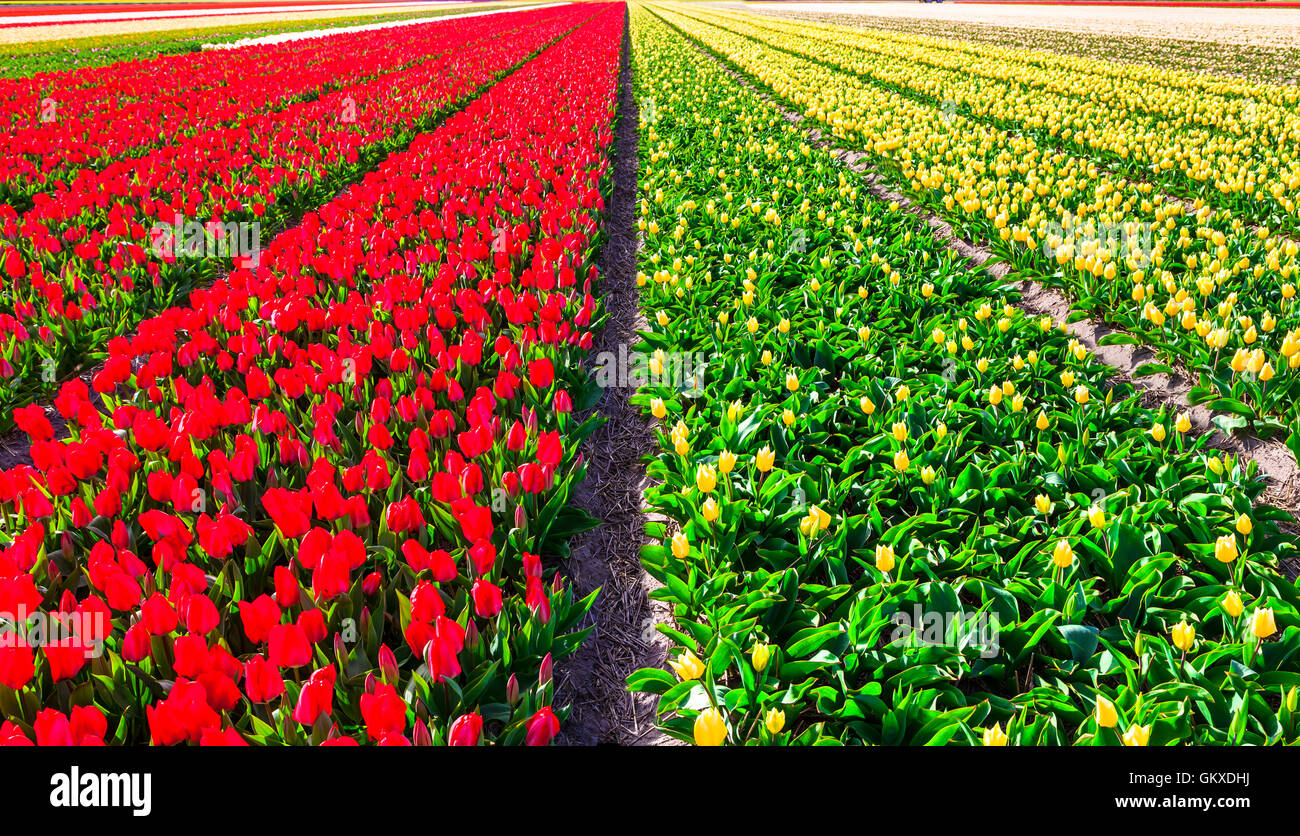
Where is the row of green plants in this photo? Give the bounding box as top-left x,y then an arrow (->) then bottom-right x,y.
625,6 -> 1300,746
650,4 -> 1300,450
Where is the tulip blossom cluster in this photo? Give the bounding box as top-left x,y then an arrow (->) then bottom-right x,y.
0,2 -> 621,746
0,14 -> 516,202
660,5 -> 1300,427
0,3 -> 586,419
626,7 -> 1300,747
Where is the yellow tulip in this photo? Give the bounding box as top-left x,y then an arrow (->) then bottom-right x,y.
751,642 -> 771,672
875,544 -> 896,573
893,450 -> 910,471
1214,533 -> 1238,564
895,385 -> 911,401
719,450 -> 736,474
1088,506 -> 1106,529
764,707 -> 785,734
1222,590 -> 1244,619
1236,514 -> 1253,535
988,386 -> 1003,406
1035,494 -> 1051,515
859,395 -> 876,416
756,446 -> 775,473
935,422 -> 948,440
701,497 -> 720,522
1171,620 -> 1195,652
693,707 -> 727,746
669,649 -> 704,681
781,409 -> 796,427
785,372 -> 800,392
1122,724 -> 1151,747
651,398 -> 667,420
1052,540 -> 1075,568
695,464 -> 717,493
1096,696 -> 1118,729
1175,412 -> 1191,433
1251,607 -> 1277,639
1074,386 -> 1091,405
920,465 -> 936,485
1036,411 -> 1050,431
982,723 -> 1008,746
1150,423 -> 1166,443
671,532 -> 690,560
892,422 -> 908,442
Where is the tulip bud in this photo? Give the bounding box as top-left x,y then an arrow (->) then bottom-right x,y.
1096,696 -> 1118,729
751,642 -> 771,672
378,644 -> 399,685
764,707 -> 785,734
506,673 -> 520,706
693,707 -> 727,746
1051,540 -> 1075,568
539,652 -> 553,687
1251,607 -> 1277,639
1222,589 -> 1244,619
465,618 -> 480,650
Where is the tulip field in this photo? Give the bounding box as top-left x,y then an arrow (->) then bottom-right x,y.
3,0 -> 1300,752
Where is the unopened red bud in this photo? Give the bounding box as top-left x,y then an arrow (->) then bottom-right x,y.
539,652 -> 553,687
378,644 -> 398,684
506,673 -> 520,706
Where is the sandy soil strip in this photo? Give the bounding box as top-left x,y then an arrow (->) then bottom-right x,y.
554,12 -> 679,747
203,2 -> 562,48
724,2 -> 1300,48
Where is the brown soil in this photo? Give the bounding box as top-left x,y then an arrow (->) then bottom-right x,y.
553,7 -> 678,747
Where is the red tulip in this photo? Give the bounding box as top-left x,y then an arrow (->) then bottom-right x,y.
525,706 -> 560,746
243,655 -> 285,703
0,644 -> 35,691
359,683 -> 407,740
448,712 -> 483,746
268,623 -> 312,668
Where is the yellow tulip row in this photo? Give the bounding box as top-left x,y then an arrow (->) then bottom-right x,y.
681,6 -> 1300,230
647,4 -> 1300,416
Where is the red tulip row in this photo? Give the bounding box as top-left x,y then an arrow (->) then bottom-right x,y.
0,11 -> 543,203
0,0 -> 622,746
0,3 -> 588,422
